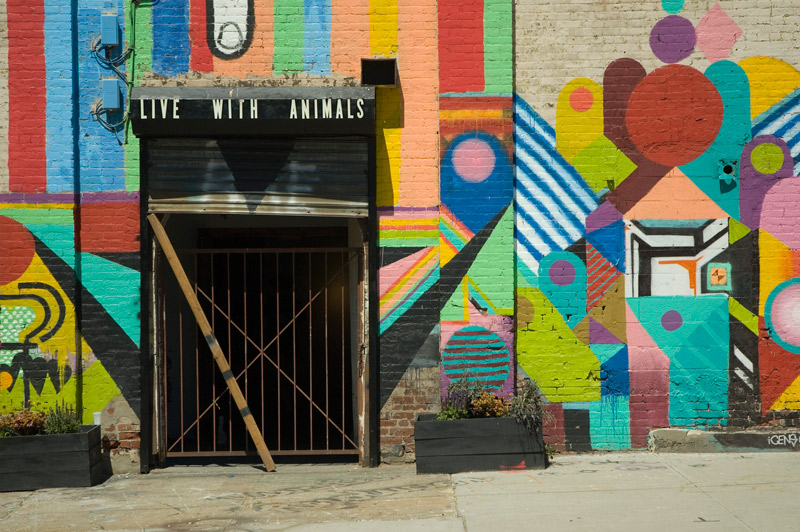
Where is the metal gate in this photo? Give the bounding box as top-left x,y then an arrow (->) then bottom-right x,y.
159,247 -> 361,456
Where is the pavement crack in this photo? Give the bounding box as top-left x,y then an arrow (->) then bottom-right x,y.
450,474 -> 469,532
656,454 -> 757,531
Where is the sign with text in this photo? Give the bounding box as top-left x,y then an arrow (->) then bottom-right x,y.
130,86 -> 376,137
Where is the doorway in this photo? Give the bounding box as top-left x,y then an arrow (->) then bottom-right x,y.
153,215 -> 366,459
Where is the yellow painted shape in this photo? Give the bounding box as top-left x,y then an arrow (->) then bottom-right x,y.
461,279 -> 470,321
379,218 -> 437,228
1,255 -> 91,369
516,287 -> 601,402
556,78 -> 603,162
759,229 -> 793,315
728,298 -> 758,336
439,109 -> 506,120
739,57 -> 800,119
439,234 -> 458,267
465,275 -> 498,314
379,247 -> 437,307
80,360 -> 124,424
769,375 -> 800,411
375,86 -> 402,206
369,0 -> 398,57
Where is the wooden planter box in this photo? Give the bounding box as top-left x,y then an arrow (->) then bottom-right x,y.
415,414 -> 547,474
0,425 -> 104,492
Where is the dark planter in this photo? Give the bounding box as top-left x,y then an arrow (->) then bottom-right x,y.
0,425 -> 104,492
415,414 -> 548,474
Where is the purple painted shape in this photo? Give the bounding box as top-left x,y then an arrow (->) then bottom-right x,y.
549,260 -> 576,286
589,318 -> 623,344
661,310 -> 683,331
586,201 -> 622,232
739,135 -> 794,230
650,15 -> 696,64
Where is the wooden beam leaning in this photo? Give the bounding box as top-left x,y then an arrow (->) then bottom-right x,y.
147,213 -> 276,472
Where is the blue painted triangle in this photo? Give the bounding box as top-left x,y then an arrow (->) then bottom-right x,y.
586,220 -> 625,271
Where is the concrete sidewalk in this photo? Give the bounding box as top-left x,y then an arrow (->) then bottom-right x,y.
1,452 -> 798,531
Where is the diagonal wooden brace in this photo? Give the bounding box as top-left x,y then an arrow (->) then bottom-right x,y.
148,213 -> 276,472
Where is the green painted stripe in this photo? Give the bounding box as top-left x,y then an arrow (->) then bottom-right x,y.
0,209 -> 73,225
274,0 -> 305,72
378,238 -> 439,248
125,1 -> 152,192
729,298 -> 759,336
483,0 -> 512,95
379,230 -> 438,239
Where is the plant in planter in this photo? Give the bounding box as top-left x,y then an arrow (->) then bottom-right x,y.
0,402 -> 104,492
415,378 -> 550,474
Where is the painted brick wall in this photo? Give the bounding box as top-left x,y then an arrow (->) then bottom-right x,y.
515,0 -> 800,450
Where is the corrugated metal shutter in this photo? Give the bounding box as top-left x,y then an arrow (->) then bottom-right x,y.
145,137 -> 369,216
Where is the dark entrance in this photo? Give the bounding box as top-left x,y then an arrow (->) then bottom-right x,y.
157,223 -> 362,457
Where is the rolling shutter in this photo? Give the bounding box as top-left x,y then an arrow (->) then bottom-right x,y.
145,136 -> 369,216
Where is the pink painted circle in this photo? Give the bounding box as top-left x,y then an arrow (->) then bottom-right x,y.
570,88 -> 594,112
451,138 -> 497,183
767,282 -> 800,349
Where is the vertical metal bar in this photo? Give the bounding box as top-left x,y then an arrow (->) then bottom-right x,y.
260,253 -> 265,442
194,256 -> 202,453
324,253 -> 329,450
227,252 -> 232,452
292,252 -> 297,451
161,287 -> 169,453
308,252 -> 313,450
243,252 -> 249,452
179,308 -> 184,453
276,253 -> 281,450
210,253 -> 216,450
341,251 -> 346,449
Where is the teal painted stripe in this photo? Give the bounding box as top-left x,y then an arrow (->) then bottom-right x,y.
80,253 -> 141,348
379,267 -> 439,334
442,357 -> 508,366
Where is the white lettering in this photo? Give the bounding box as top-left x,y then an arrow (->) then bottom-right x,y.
139,99 -> 147,119
290,99 -> 298,119
301,99 -> 310,119
347,99 -> 353,119
250,99 -> 258,119
356,98 -> 364,118
238,99 -> 244,119
227,99 -> 232,119
151,98 -> 156,119
172,98 -> 180,119
159,98 -> 169,119
767,433 -> 800,447
314,99 -> 318,119
335,99 -> 343,119
322,99 -> 332,119
213,99 -> 224,119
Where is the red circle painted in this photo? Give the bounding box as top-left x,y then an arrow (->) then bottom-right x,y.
625,65 -> 723,167
569,87 -> 594,112
0,216 -> 36,286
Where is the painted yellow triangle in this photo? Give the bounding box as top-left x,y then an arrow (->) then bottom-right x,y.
623,168 -> 729,220
728,218 -> 751,244
769,375 -> 800,411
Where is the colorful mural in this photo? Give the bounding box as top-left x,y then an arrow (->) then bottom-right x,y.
3,0 -> 800,460
516,1 -> 800,450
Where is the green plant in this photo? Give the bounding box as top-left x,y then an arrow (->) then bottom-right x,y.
509,379 -> 549,431
436,377 -> 476,420
0,408 -> 48,437
44,402 -> 82,435
470,391 -> 509,418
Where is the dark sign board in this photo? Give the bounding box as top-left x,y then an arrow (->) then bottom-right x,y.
130,86 -> 376,137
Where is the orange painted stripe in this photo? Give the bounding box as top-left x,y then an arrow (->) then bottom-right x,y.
397,0 -> 438,207
213,0 -> 274,77
331,0 -> 369,77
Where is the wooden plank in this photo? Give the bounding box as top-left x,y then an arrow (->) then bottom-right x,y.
147,213 -> 276,472
414,432 -> 544,457
416,452 -> 547,474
